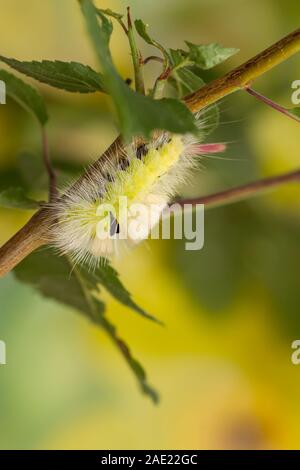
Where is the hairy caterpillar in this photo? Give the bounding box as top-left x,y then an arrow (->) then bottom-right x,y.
49,110 -> 225,267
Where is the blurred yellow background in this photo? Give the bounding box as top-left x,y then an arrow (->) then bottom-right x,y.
0,0 -> 300,450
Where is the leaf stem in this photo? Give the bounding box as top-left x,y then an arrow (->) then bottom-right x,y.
41,128 -> 57,201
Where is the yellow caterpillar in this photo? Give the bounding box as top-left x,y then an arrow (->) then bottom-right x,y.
49,113 -> 225,267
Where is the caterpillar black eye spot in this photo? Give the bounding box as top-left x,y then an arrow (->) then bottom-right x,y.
136,144 -> 148,159
110,214 -> 120,236
103,172 -> 113,182
118,157 -> 130,171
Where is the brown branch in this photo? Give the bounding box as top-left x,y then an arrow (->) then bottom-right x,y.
184,28 -> 300,112
0,209 -> 50,277
1,29 -> 300,277
176,169 -> 300,209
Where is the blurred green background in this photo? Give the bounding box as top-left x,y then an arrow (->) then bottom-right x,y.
0,0 -> 300,450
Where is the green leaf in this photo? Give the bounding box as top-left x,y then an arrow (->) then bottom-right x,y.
168,48 -> 192,69
185,42 -> 239,70
14,249 -> 105,315
169,67 -> 205,98
167,50 -> 219,130
134,19 -> 158,48
119,92 -> 197,140
0,187 -> 40,210
167,43 -> 237,98
174,68 -> 205,94
0,69 -> 48,125
134,19 -> 169,64
95,9 -> 113,44
0,56 -> 106,94
80,0 -> 196,140
81,263 -> 163,325
14,248 -> 159,403
134,19 -> 154,45
97,315 -> 159,403
167,49 -> 204,98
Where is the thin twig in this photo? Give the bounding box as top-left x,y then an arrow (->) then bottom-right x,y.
42,128 -> 57,201
176,169 -> 300,209
96,7 -> 144,93
245,86 -> 300,123
143,55 -> 164,65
